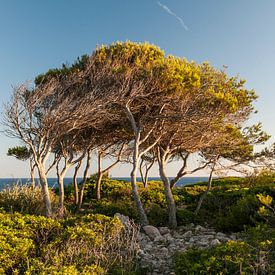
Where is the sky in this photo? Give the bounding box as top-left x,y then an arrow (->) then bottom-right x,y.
0,0 -> 275,178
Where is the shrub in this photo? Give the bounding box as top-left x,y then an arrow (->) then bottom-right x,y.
0,211 -> 139,274
147,204 -> 168,226
175,238 -> 274,274
215,195 -> 261,232
0,184 -> 58,215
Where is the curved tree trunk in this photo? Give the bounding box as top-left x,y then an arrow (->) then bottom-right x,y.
37,165 -> 52,217
96,152 -> 103,200
158,158 -> 177,228
195,163 -> 215,215
78,150 -> 91,210
96,172 -> 103,200
73,161 -> 82,206
131,162 -> 148,226
30,159 -> 36,188
131,141 -> 148,226
57,174 -> 65,217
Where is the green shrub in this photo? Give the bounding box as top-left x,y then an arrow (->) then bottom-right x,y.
0,184 -> 58,215
91,198 -> 139,220
215,195 -> 261,232
0,211 -> 139,274
176,209 -> 200,226
175,238 -> 274,274
147,204 -> 168,226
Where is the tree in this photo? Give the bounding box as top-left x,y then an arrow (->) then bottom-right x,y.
76,42 -> 257,228
95,143 -> 125,200
195,123 -> 270,214
7,146 -> 36,188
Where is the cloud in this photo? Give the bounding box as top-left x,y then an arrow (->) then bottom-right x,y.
157,1 -> 188,31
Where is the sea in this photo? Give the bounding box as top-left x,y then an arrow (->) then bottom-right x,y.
0,177 -> 208,191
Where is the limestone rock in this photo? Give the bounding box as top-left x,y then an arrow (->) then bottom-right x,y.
143,225 -> 161,241
211,239 -> 221,246
182,230 -> 193,238
159,226 -> 170,235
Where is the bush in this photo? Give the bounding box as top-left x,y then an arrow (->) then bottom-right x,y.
175,237 -> 274,274
0,184 -> 58,215
215,195 -> 261,232
0,211 -> 139,274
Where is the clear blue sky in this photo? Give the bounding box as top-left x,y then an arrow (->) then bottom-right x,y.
0,0 -> 275,178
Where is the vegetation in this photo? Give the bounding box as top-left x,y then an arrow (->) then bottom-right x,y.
2,41 -> 275,273
0,210 -> 139,274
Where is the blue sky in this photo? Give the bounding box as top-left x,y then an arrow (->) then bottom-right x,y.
0,0 -> 275,178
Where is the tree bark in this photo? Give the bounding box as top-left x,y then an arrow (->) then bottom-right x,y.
158,157 -> 177,228
96,152 -> 103,200
73,160 -> 82,206
78,150 -> 91,210
57,174 -> 65,217
96,172 -> 103,200
195,162 -> 215,215
37,165 -> 52,217
131,140 -> 148,226
30,159 -> 35,188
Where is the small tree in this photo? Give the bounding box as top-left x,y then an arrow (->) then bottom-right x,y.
7,146 -> 36,188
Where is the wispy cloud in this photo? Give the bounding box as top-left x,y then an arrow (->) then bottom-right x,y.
157,1 -> 188,31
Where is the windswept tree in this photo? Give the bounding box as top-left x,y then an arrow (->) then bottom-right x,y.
77,42 -> 258,227
95,142 -> 126,200
7,146 -> 36,188
3,66 -> 104,216
53,130 -> 92,217
150,62 -> 258,228
195,123 -> 270,215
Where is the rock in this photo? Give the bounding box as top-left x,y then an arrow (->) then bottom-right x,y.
114,213 -> 130,226
182,230 -> 193,238
172,231 -> 182,239
159,227 -> 170,235
154,235 -> 165,243
216,232 -> 226,238
160,247 -> 168,254
143,225 -> 162,241
195,225 -> 204,231
230,234 -> 236,240
211,239 -> 221,246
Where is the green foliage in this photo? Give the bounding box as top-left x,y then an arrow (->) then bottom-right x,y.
35,55 -> 89,85
146,204 -> 168,227
7,146 -> 32,161
0,184 -> 58,215
0,211 -> 138,274
175,233 -> 274,274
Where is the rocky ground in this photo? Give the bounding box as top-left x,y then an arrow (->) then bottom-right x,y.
138,224 -> 237,275
115,214 -> 237,275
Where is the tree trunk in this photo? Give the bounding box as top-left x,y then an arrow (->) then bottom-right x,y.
37,165 -> 52,217
78,150 -> 91,210
131,140 -> 148,226
30,160 -> 35,188
96,152 -> 103,200
195,164 -> 215,215
57,174 -> 65,218
131,163 -> 148,226
73,161 -> 82,206
96,172 -> 103,200
159,159 -> 177,228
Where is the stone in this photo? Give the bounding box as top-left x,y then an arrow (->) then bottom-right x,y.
114,213 -> 130,226
159,226 -> 170,235
211,239 -> 221,246
143,225 -> 162,241
160,247 -> 168,254
182,230 -> 193,238
195,225 -> 204,231
154,235 -> 165,243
